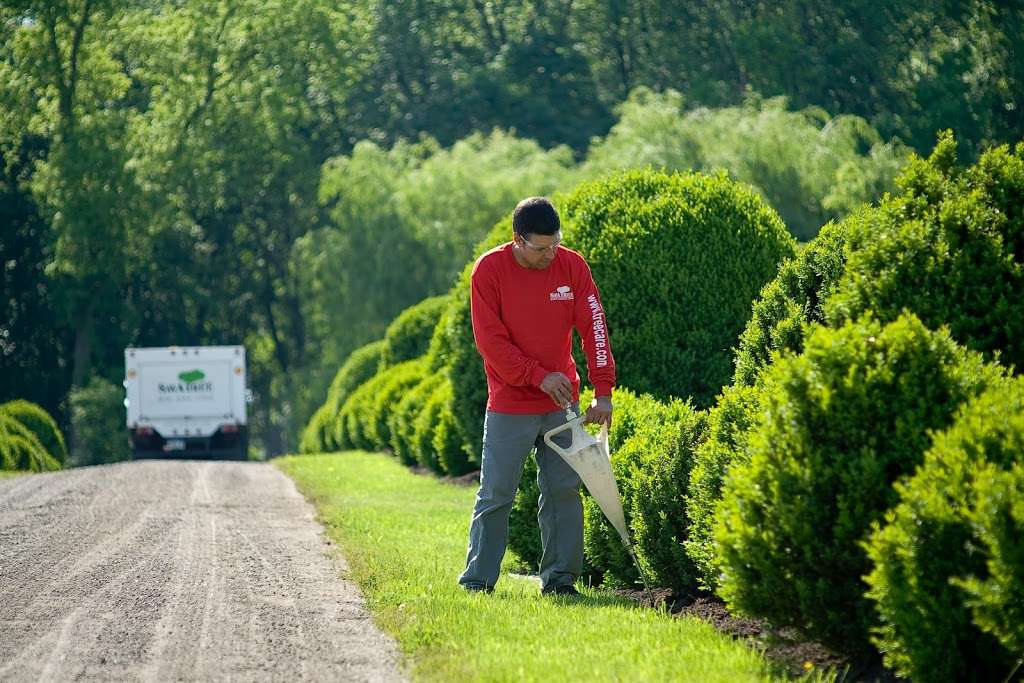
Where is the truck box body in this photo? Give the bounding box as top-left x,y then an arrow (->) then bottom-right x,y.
125,346 -> 248,459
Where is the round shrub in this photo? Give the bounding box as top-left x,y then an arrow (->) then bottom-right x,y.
379,295 -> 450,369
364,359 -> 427,452
864,376 -> 1024,681
714,313 -> 1005,653
298,404 -> 332,454
683,383 -> 765,591
389,373 -> 444,468
562,168 -> 796,406
410,377 -> 456,473
0,400 -> 67,466
585,396 -> 707,591
69,376 -> 129,466
826,133 -> 1024,372
423,302 -> 454,372
0,413 -> 60,472
325,339 -> 386,450
731,217 -> 851,387
338,369 -> 394,451
432,383 -> 473,475
958,465 -> 1024,661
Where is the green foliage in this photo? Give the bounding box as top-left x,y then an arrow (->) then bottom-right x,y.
958,466 -> 1024,661
409,379 -> 445,472
389,373 -> 443,468
864,377 -> 1024,680
338,371 -> 389,452
683,383 -> 765,591
715,314 -> 1004,652
364,359 -> 427,453
732,219 -> 852,387
298,404 -> 332,455
0,399 -> 67,466
508,451 -> 542,571
582,393 -> 707,591
564,168 -> 796,406
68,376 -> 129,466
380,295 -> 450,369
827,133 -> 1024,372
0,411 -> 60,472
325,340 -> 386,450
432,383 -> 473,476
582,90 -> 906,239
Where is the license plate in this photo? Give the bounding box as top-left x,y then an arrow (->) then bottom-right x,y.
164,439 -> 186,451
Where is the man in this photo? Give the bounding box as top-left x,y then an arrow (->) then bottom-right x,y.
458,196 -> 616,596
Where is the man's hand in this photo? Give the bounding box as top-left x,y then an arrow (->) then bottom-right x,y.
540,372 -> 573,408
584,396 -> 613,426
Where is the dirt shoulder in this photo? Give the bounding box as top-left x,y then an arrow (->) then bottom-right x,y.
0,460 -> 403,681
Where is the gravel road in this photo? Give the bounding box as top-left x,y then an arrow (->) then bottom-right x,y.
0,460 -> 403,682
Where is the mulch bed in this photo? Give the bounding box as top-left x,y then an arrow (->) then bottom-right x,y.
612,588 -> 899,681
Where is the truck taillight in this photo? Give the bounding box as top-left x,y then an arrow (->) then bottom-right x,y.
222,423 -> 239,433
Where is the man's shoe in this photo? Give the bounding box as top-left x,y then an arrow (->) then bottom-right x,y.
541,584 -> 580,597
463,583 -> 494,594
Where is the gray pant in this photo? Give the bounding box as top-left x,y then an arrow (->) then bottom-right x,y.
458,407 -> 582,591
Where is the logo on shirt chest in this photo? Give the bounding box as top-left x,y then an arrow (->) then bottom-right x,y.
549,285 -> 574,301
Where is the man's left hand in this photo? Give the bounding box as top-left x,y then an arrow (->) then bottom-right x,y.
584,396 -> 613,427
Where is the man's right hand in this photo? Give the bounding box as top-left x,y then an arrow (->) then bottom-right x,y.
539,372 -> 573,408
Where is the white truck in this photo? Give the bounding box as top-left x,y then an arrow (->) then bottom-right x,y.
124,346 -> 249,460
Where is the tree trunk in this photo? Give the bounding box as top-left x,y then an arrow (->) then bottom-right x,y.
70,297 -> 96,388
68,296 -> 96,463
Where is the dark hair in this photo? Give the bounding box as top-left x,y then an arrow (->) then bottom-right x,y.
513,197 -> 560,237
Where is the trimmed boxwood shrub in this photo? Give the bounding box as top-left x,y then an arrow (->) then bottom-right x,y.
826,133 -> 1024,371
409,377 -> 464,474
864,376 -> 1024,681
298,404 -> 332,454
0,400 -> 67,466
339,369 -> 394,451
379,295 -> 450,369
731,218 -> 851,387
364,359 -> 427,452
389,373 -> 444,468
322,339 -> 386,450
432,382 -> 473,475
562,168 -> 795,406
0,412 -> 60,472
683,383 -> 765,590
714,313 -> 1004,653
584,396 -> 707,591
409,380 -> 446,472
958,466 -> 1024,663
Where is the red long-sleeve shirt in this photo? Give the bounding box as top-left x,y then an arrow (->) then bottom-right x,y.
470,242 -> 616,413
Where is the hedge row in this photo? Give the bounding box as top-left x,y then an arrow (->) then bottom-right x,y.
302,139 -> 1024,671
864,375 -> 1024,681
0,400 -> 65,472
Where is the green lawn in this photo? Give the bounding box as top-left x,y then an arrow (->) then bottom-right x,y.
0,471 -> 28,479
277,451 -> 810,682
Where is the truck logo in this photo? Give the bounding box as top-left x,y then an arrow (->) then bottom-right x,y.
159,369 -> 213,394
179,369 -> 206,383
